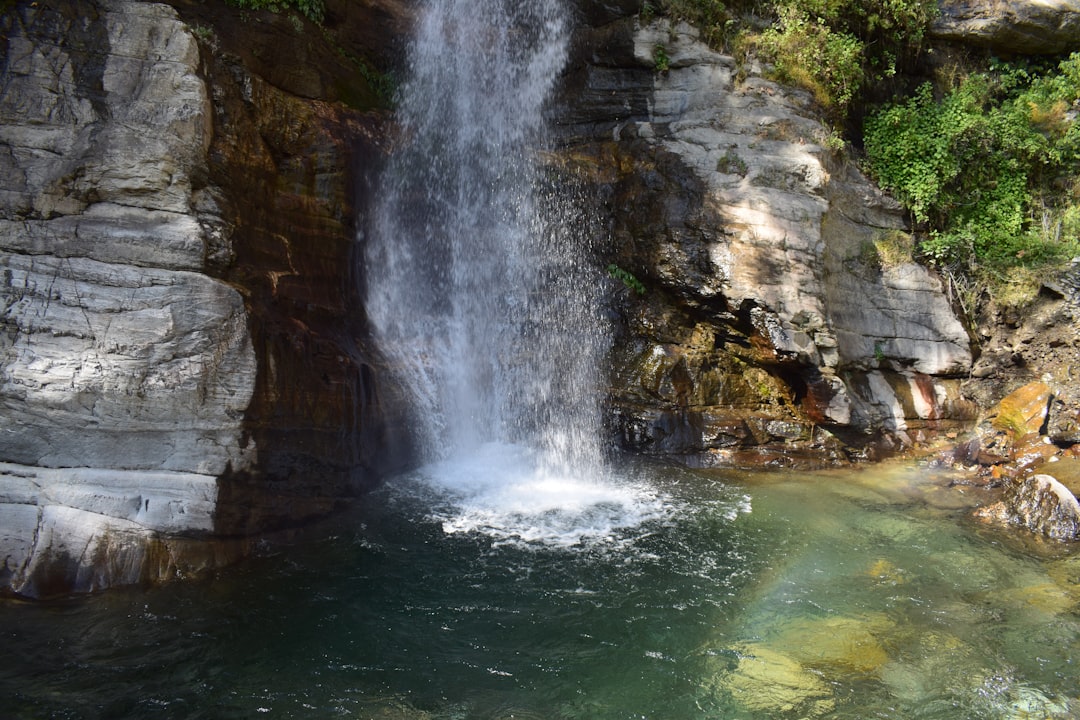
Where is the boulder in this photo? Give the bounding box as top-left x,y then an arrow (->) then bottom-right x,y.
975,473 -> 1080,541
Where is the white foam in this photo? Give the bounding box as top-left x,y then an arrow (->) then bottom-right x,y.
400,443 -> 671,548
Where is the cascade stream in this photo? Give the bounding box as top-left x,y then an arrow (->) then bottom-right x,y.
363,0 -> 656,547
366,0 -> 606,475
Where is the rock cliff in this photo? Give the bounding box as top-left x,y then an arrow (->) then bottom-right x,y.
0,0 -> 411,596
553,16 -> 976,467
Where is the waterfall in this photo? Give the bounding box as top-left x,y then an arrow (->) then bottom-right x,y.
366,0 -> 609,479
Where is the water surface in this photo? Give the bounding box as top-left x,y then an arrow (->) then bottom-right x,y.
3,458 -> 1077,719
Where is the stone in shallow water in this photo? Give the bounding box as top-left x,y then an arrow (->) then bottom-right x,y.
707,644 -> 835,717
1007,474 -> 1080,541
770,613 -> 893,675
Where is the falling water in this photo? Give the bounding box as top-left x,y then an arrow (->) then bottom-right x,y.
366,0 -> 609,480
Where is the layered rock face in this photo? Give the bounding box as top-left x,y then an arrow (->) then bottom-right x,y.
931,0 -> 1080,54
0,0 -> 257,595
555,17 -> 975,466
0,0 -> 410,596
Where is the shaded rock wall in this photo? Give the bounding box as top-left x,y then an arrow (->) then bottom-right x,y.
0,0 -> 411,596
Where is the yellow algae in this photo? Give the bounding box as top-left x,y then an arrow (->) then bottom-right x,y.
866,558 -> 907,585
770,614 -> 893,675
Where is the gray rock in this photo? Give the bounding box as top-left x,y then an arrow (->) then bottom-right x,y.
613,20 -> 972,436
931,0 -> 1080,55
0,0 -> 256,596
1002,473 -> 1080,541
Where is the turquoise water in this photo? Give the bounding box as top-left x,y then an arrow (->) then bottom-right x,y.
2,458 -> 1077,719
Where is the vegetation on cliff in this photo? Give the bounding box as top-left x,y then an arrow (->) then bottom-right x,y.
650,0 -> 1080,310
864,55 -> 1080,307
651,0 -> 936,116
225,0 -> 324,23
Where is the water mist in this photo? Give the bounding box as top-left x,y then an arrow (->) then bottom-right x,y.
367,0 -> 608,476
364,0 -> 664,546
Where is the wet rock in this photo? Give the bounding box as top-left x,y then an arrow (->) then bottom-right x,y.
1005,473 -> 1080,541
707,645 -> 836,717
976,474 -> 1080,542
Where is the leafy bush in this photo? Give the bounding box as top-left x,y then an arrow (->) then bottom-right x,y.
864,53 -> 1080,301
755,0 -> 936,116
757,5 -> 863,111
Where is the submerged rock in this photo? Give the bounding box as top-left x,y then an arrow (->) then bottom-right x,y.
707,645 -> 836,717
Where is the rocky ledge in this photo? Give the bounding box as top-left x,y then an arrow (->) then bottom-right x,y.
931,381 -> 1080,542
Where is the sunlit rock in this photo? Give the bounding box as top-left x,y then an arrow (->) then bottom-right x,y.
1005,474 -> 1080,541
556,16 -> 975,463
991,382 -> 1053,440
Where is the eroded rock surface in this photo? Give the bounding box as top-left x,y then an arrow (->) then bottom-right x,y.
554,18 -> 975,466
0,0 -> 411,596
931,0 -> 1080,54
0,0 -> 260,594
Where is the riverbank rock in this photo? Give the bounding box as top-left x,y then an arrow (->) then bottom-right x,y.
0,0 -> 412,596
553,16 -> 976,467
975,474 -> 1080,541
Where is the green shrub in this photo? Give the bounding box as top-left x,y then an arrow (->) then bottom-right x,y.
757,5 -> 863,111
753,0 -> 936,116
864,53 -> 1080,303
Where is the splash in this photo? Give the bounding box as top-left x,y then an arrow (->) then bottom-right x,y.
397,443 -> 671,549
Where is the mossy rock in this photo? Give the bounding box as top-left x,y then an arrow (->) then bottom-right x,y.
991,381 -> 1051,438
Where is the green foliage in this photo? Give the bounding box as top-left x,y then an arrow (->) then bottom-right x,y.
226,0 -> 324,24
607,264 -> 647,295
653,44 -> 671,73
757,5 -> 863,112
864,53 -> 1080,302
860,229 -> 914,269
716,149 -> 748,175
654,0 -> 936,117
754,0 -> 936,116
657,0 -> 732,47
